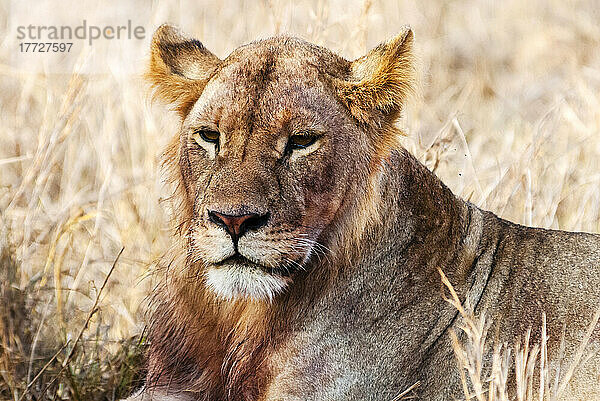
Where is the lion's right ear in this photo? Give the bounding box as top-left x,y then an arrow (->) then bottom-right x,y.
333,27 -> 416,124
146,24 -> 221,118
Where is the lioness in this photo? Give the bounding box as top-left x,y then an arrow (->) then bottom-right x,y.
130,24 -> 600,400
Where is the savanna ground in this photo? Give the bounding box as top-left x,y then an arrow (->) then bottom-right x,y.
1,0 -> 599,400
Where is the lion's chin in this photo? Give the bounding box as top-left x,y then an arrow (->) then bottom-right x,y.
204,262 -> 291,301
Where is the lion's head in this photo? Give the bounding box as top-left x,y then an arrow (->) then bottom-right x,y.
147,25 -> 415,301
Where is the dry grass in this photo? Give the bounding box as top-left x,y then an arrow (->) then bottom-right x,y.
440,268 -> 600,401
0,0 -> 599,399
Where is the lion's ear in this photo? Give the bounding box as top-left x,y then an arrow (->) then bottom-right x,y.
146,24 -> 221,118
335,27 -> 416,123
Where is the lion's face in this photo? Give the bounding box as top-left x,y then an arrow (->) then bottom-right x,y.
148,26 -> 414,300
183,48 -> 366,299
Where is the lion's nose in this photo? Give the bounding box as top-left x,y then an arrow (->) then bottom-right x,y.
207,210 -> 270,239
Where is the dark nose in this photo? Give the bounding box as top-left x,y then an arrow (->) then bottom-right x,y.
208,210 -> 270,239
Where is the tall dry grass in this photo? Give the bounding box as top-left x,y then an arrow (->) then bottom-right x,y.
440,268 -> 600,401
1,0 -> 599,399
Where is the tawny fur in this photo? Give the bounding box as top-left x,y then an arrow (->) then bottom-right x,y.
128,24 -> 600,401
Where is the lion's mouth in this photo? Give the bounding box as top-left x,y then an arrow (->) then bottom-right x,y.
213,252 -> 297,278
214,252 -> 274,272
205,252 -> 293,300
215,253 -> 252,266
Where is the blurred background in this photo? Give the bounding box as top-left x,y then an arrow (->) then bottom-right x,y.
1,0 -> 599,399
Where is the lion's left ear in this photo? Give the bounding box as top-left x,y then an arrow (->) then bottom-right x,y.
335,27 -> 416,123
146,24 -> 221,118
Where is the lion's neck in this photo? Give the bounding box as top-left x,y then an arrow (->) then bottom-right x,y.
349,148 -> 488,301
331,148 -> 478,283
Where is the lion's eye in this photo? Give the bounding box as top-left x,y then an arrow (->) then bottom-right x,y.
288,134 -> 318,150
192,129 -> 220,146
